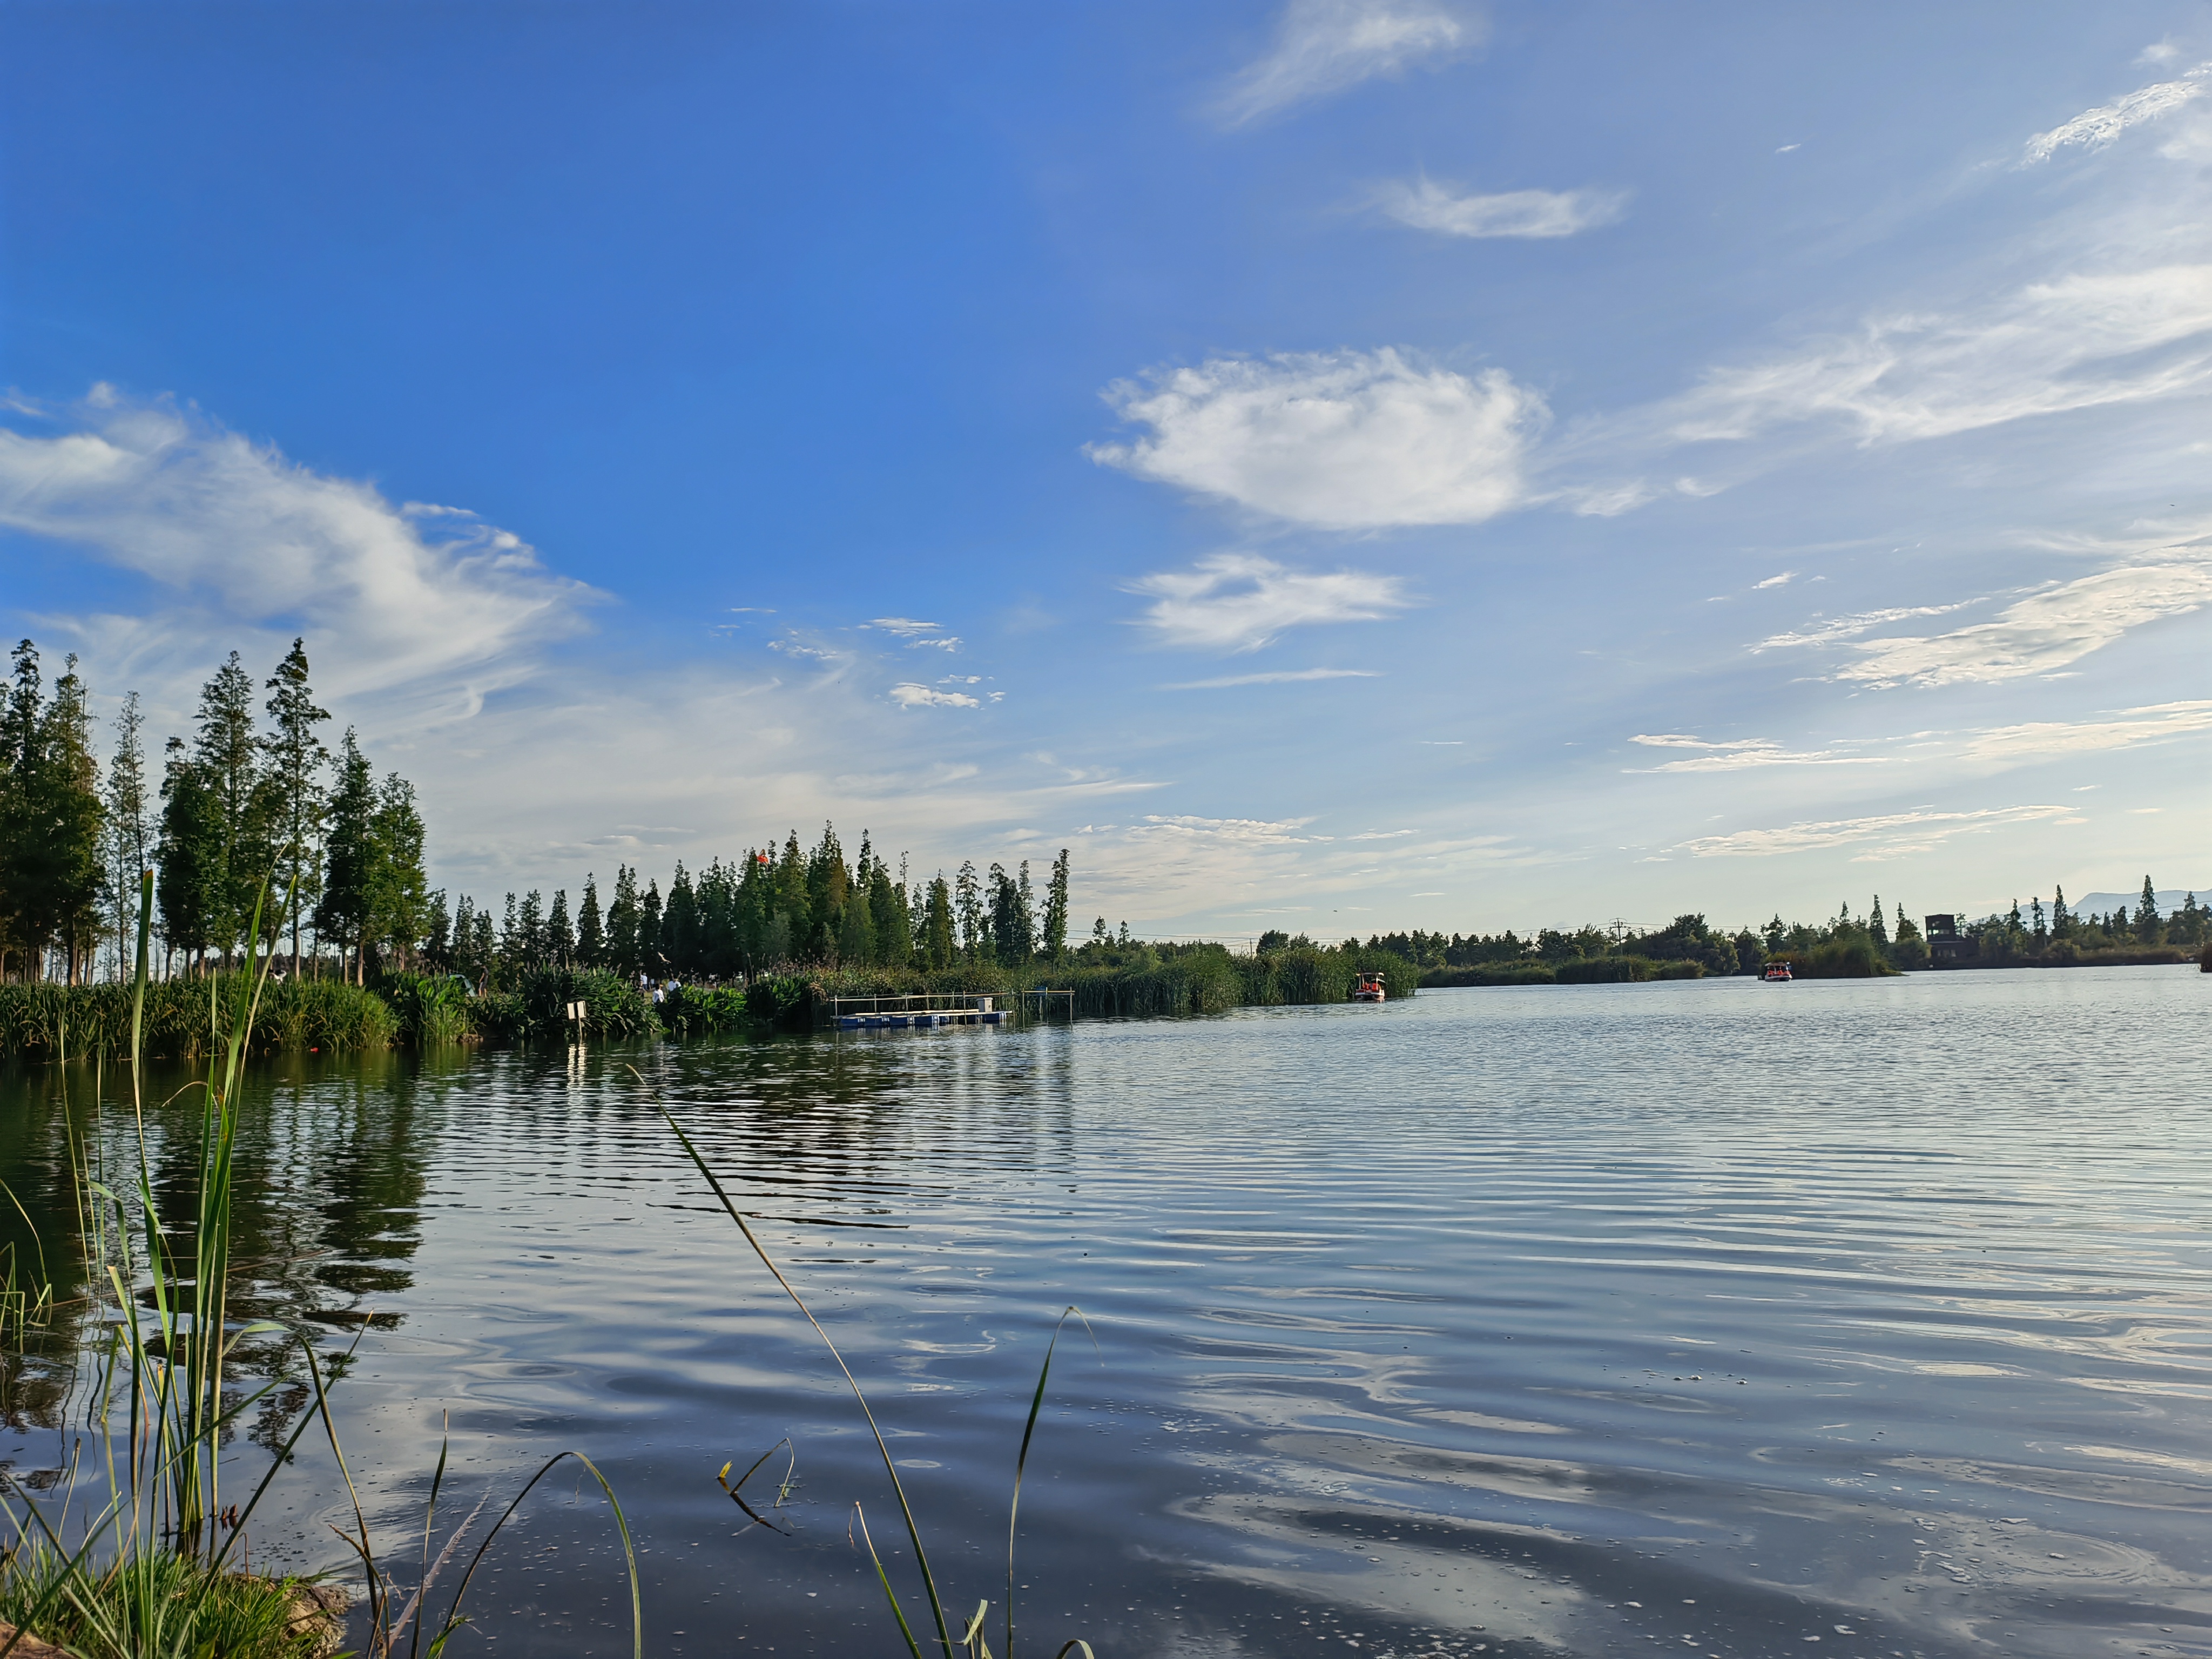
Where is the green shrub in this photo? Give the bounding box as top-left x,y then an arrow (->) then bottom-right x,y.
1790,936 -> 1897,978
1555,955 -> 1656,983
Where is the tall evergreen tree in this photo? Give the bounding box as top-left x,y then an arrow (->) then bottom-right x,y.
922,874 -> 954,968
577,873 -> 604,967
105,691 -> 150,980
158,737 -> 221,975
549,889 -> 575,967
805,824 -> 848,960
314,729 -> 377,982
608,865 -> 639,976
2137,875 -> 2163,944
1867,893 -> 1887,946
192,651 -> 269,965
1043,848 -> 1070,959
640,880 -> 664,976
261,638 -> 331,975
424,889 -> 453,972
518,890 -> 545,966
955,860 -> 982,960
367,770 -> 428,973
45,658 -> 106,983
665,862 -> 698,974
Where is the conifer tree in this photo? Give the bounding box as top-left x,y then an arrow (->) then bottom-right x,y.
641,880 -> 664,976
922,873 -> 954,968
261,638 -> 331,975
0,643 -> 105,980
955,860 -> 982,959
315,731 -> 377,982
549,888 -> 575,967
518,890 -> 545,966
665,862 -> 698,974
805,824 -> 848,959
608,865 -> 640,976
105,692 -> 150,980
1043,848 -> 1070,959
2137,876 -> 2162,944
43,656 -> 106,983
868,854 -> 908,967
367,770 -> 428,972
577,873 -> 604,966
157,737 -> 221,976
425,889 -> 453,972
837,889 -> 874,965
192,651 -> 268,965
1867,894 -> 1887,946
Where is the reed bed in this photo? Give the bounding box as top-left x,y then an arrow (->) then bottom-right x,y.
0,976 -> 394,1062
1,875 -> 642,1659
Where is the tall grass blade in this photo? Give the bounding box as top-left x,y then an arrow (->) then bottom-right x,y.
1006,1306 -> 1094,1659
655,1094 -> 959,1659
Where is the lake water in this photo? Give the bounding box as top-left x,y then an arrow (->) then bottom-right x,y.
4,966 -> 2211,1659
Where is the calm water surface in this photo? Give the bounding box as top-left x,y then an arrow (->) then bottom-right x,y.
5,967 -> 2211,1659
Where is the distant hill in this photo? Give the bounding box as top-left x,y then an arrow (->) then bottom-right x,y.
2067,888 -> 2211,916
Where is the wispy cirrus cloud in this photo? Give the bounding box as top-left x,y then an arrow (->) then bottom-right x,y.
1837,562 -> 2212,686
0,392 -> 593,712
1376,177 -> 1626,239
1674,803 -> 2076,859
1215,0 -> 1476,127
1089,348 -> 1542,529
1960,699 -> 2212,765
1624,733 -> 1882,773
2022,61 -> 2211,163
1754,601 -> 1979,652
1666,265 -> 2212,448
1128,553 -> 1407,652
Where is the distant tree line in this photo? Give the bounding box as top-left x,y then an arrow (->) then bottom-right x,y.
423,826 -> 1076,989
0,638 -> 428,984
1361,879 -> 2210,983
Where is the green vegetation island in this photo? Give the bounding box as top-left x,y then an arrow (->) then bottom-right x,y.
2,636 -> 2205,1062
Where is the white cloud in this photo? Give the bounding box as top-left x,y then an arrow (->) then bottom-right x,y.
1375,178 -> 1627,239
1752,571 -> 1796,589
866,617 -> 942,637
1164,666 -> 1380,689
1669,266 -> 2212,447
888,683 -> 981,709
1837,563 -> 2212,686
0,395 -> 592,711
1674,804 -> 2075,858
2022,63 -> 2210,163
1089,348 -> 1541,528
1960,699 -> 2212,765
1215,0 -> 1475,126
2140,40 -> 2183,66
1128,553 -> 1407,652
1754,602 -> 1978,651
1623,733 -> 1881,773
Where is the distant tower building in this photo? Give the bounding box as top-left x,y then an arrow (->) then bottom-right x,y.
1924,914 -> 1978,966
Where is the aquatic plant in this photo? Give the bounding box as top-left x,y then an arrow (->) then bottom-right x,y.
1,873 -> 643,1659
659,1094 -> 1096,1659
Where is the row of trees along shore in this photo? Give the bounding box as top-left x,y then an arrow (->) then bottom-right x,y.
1373,882 -> 2211,985
0,639 -> 427,984
428,828 -> 1080,989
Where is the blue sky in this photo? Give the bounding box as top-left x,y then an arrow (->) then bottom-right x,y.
4,1 -> 2210,938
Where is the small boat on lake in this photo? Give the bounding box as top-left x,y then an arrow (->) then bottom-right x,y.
1762,961 -> 1794,982
1352,972 -> 1387,1002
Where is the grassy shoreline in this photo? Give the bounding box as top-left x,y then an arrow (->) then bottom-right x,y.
0,945 -> 1422,1061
